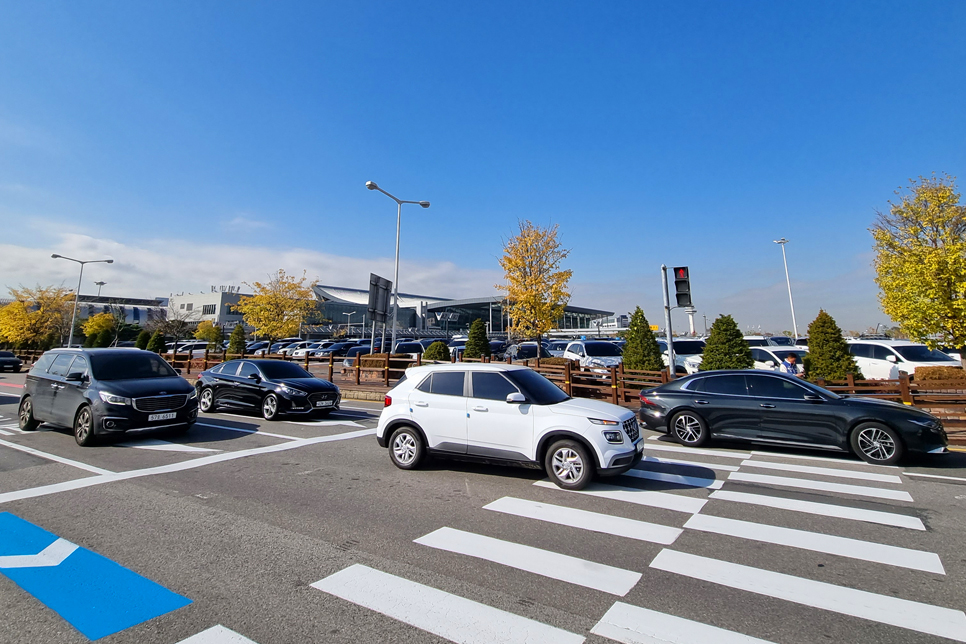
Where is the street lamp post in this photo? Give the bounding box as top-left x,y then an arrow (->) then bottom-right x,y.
94,281 -> 106,297
366,181 -> 430,353
773,238 -> 799,339
51,254 -> 114,347
344,311 -> 356,333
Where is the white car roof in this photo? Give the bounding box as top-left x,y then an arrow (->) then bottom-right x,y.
847,340 -> 923,347
404,363 -> 531,376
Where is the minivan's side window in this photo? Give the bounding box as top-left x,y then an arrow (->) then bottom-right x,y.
849,344 -> 872,358
68,356 -> 89,379
30,353 -> 56,375
47,354 -> 76,377
430,372 -> 465,396
872,345 -> 896,361
238,362 -> 260,379
692,375 -> 748,396
747,375 -> 809,400
472,372 -> 519,401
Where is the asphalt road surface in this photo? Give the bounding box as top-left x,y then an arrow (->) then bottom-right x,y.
2,369 -> 966,644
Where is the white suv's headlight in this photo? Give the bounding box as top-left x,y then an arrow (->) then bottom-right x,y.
99,391 -> 131,405
276,384 -> 306,396
601,430 -> 624,444
589,418 -> 619,425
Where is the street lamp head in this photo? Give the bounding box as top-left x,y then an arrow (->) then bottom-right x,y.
51,254 -> 61,259
366,181 -> 378,190
418,201 -> 430,208
774,238 -> 788,245
106,259 -> 114,264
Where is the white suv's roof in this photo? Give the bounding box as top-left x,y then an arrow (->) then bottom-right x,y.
404,362 -> 529,376
847,340 -> 921,347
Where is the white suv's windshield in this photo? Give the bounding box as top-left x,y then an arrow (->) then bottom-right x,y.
894,345 -> 955,362
505,369 -> 569,405
584,342 -> 623,357
769,337 -> 794,346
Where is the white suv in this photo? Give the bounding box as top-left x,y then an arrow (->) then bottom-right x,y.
847,340 -> 962,379
562,340 -> 624,369
376,363 -> 643,490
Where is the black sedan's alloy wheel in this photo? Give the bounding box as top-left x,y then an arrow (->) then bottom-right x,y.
851,422 -> 904,465
198,387 -> 214,413
18,397 -> 39,431
261,394 -> 280,421
670,410 -> 709,447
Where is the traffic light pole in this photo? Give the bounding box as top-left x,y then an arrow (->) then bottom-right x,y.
661,265 -> 676,379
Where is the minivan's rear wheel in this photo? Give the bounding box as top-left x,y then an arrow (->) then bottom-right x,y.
18,397 -> 39,431
851,422 -> 904,465
670,411 -> 709,447
74,405 -> 96,447
545,439 -> 594,490
389,426 -> 425,470
198,387 -> 214,413
262,394 -> 280,420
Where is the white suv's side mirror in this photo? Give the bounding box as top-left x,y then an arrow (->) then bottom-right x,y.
886,354 -> 897,363
506,392 -> 526,404
764,360 -> 775,367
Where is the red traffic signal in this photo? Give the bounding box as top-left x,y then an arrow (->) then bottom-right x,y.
672,266 -> 691,307
675,267 -> 689,280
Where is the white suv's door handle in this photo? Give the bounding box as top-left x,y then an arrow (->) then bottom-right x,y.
472,406 -> 488,412
414,401 -> 428,407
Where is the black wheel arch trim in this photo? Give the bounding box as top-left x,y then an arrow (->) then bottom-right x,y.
847,418 -> 907,452
537,431 -> 601,470
380,419 -> 427,449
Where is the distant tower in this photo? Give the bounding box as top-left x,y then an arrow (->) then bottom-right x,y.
685,307 -> 697,336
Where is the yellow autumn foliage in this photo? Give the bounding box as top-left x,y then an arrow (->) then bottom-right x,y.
234,269 -> 318,341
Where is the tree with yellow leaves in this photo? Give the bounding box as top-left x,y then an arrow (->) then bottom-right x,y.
498,221 -> 573,341
194,320 -> 224,350
872,174 -> 966,365
82,312 -> 115,339
234,270 -> 318,343
0,286 -> 74,347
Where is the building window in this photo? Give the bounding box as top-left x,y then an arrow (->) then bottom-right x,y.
179,303 -> 185,310
202,304 -> 216,315
186,303 -> 193,311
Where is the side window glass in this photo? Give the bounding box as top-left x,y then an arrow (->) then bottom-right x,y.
68,356 -> 89,379
750,349 -> 765,362
416,374 -> 433,393
209,363 -> 224,374
748,375 -> 809,400
238,362 -> 260,378
697,375 -> 748,396
30,353 -> 56,375
47,354 -> 76,377
430,372 -> 465,396
872,345 -> 894,361
849,344 -> 871,358
472,372 -> 519,401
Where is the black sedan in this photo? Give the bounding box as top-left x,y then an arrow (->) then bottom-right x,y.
638,370 -> 947,465
195,359 -> 341,420
0,351 -> 22,372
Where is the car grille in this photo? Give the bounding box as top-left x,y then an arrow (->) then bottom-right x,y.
133,395 -> 188,413
308,392 -> 339,405
623,417 -> 640,442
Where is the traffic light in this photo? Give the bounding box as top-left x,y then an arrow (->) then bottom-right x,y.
673,266 -> 691,307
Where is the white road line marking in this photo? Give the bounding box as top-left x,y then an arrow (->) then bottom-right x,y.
0,391 -> 21,397
683,513 -> 943,574
591,601 -> 776,644
0,537 -> 78,569
749,449 -> 893,468
284,420 -> 366,428
904,472 -> 966,483
728,471 -> 914,502
650,549 -> 966,642
647,434 -> 662,440
0,438 -> 113,475
193,422 -> 299,441
623,468 -> 724,489
175,625 -> 259,643
709,490 -> 925,530
484,497 -> 682,545
0,428 -> 375,505
534,480 -> 707,514
0,429 -> 12,436
116,439 -> 220,453
312,564 -> 585,644
739,459 -> 903,483
641,455 -> 741,472
414,527 -> 642,596
643,443 -> 751,459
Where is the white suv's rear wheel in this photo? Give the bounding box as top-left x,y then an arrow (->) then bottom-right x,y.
545,439 -> 593,490
389,426 -> 425,470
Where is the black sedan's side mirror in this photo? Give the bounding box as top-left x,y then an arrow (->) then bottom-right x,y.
804,394 -> 823,402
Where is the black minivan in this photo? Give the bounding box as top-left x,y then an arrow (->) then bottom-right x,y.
18,348 -> 198,446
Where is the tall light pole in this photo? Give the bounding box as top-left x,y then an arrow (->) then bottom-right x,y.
52,254 -> 114,347
344,311 -> 356,333
773,238 -> 799,339
366,181 -> 430,352
94,281 -> 106,297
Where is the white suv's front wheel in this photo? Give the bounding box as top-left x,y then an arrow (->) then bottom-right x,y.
545,439 -> 593,490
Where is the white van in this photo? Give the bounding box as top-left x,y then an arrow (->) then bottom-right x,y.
847,340 -> 961,380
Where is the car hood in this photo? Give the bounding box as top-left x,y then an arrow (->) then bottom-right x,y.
274,377 -> 339,392
583,356 -> 622,366
549,397 -> 630,421
97,376 -> 194,398
842,396 -> 932,416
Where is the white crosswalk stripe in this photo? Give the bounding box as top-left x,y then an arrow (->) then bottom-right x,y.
641,454 -> 741,472
738,459 -> 903,483
650,549 -> 966,642
414,527 -> 642,596
176,625 -> 259,643
643,443 -> 751,459
728,471 -> 914,501
592,602 -> 777,644
749,449 -> 895,468
312,564 -> 585,644
622,467 -> 724,489
533,480 -> 707,514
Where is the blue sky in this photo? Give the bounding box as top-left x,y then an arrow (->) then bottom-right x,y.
1,1 -> 964,333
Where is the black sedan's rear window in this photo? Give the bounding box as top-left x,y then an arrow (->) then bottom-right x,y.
0,351 -> 15,358
91,353 -> 178,380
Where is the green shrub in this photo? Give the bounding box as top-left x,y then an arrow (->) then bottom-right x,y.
227,324 -> 246,355
464,319 -> 491,360
622,306 -> 664,371
135,330 -> 151,350
83,333 -> 96,348
147,331 -> 165,353
94,329 -> 113,348
699,314 -> 753,370
804,310 -> 862,381
539,357 -> 571,366
423,341 -> 451,362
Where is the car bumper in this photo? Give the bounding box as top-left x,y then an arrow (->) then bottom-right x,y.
96,403 -> 199,434
598,440 -> 644,476
279,392 -> 342,414
638,406 -> 669,432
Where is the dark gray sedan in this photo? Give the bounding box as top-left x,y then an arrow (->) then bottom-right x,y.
0,350 -> 22,372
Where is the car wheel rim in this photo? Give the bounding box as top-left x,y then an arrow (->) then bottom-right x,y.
857,427 -> 896,461
392,433 -> 417,464
200,389 -> 212,410
76,410 -> 91,440
263,396 -> 276,417
19,400 -> 31,426
674,415 -> 702,443
551,448 -> 583,482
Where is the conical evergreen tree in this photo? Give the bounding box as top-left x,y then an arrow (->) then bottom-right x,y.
227,324 -> 247,355
83,333 -> 97,348
464,319 -> 491,359
422,341 -> 451,362
699,314 -> 753,371
94,329 -> 113,347
146,330 -> 165,353
622,307 -> 664,371
804,310 -> 862,381
135,330 -> 151,350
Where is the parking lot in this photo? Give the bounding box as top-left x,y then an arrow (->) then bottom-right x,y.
3,368 -> 966,644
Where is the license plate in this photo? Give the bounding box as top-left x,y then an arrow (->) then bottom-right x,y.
148,412 -> 177,422
315,400 -> 333,408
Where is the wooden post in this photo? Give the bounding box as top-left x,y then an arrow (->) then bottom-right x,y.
304,350 -> 310,370
185,353 -> 191,375
564,360 -> 572,396
417,354 -> 422,366
506,355 -> 511,364
846,373 -> 856,393
610,366 -> 618,404
661,369 -> 670,384
328,354 -> 334,382
617,362 -> 625,403
384,354 -> 391,386
816,378 -> 827,388
222,348 -> 227,362
899,372 -> 913,404
355,356 -> 362,385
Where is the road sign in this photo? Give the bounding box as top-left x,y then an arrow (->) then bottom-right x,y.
0,512 -> 191,640
650,325 -> 659,331
367,273 -> 393,324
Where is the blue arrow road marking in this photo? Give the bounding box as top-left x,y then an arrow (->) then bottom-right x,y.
0,512 -> 191,640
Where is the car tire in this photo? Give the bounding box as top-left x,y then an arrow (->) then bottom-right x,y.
850,422 -> 904,465
73,405 -> 96,447
389,426 -> 425,470
545,439 -> 594,490
18,397 -> 39,432
261,394 -> 280,421
198,387 -> 214,413
669,410 -> 709,447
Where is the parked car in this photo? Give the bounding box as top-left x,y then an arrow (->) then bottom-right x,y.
546,340 -> 570,357
795,337 -> 809,348
562,341 -> 623,369
195,359 -> 340,420
751,348 -> 807,374
290,343 -> 323,358
279,341 -> 313,356
0,351 -> 23,373
376,363 -> 643,489
246,341 -> 269,353
938,346 -> 963,362
505,343 -> 552,361
314,342 -> 354,358
394,342 -> 426,360
489,340 -> 508,360
848,340 -> 962,380
170,341 -> 212,357
657,339 -> 707,375
18,348 -> 198,446
342,345 -> 371,367
638,370 -> 947,464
